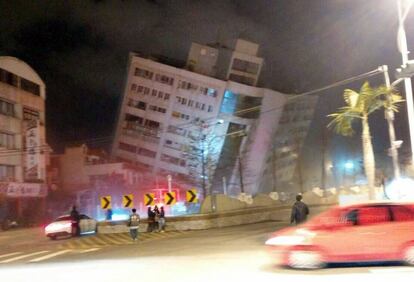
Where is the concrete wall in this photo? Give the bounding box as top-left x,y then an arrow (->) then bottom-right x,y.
98,202 -> 333,234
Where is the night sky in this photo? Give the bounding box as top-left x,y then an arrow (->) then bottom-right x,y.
0,0 -> 412,165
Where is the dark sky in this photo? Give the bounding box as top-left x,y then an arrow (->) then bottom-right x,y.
0,0 -> 412,160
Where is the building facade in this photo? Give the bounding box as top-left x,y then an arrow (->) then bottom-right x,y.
0,56 -> 48,222
112,39 -> 316,200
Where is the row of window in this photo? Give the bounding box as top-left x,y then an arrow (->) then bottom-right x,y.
161,153 -> 186,167
0,68 -> 40,96
124,113 -> 161,130
130,84 -> 171,101
171,111 -> 191,121
178,81 -> 218,97
127,98 -> 167,114
118,142 -> 157,158
175,96 -> 214,112
231,58 -> 260,75
134,67 -> 175,86
164,139 -> 184,151
228,73 -> 255,86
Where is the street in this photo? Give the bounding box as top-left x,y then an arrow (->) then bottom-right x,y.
1,221 -> 414,281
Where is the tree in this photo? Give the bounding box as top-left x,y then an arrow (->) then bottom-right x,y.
328,82 -> 402,200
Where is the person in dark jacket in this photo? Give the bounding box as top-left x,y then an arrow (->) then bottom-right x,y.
290,194 -> 309,225
147,207 -> 155,232
70,205 -> 80,236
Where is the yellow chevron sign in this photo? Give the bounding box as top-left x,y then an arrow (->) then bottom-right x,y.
100,196 -> 111,210
123,194 -> 133,208
164,192 -> 176,205
144,193 -> 155,206
186,189 -> 198,203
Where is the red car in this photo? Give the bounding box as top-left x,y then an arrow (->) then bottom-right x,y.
266,202 -> 414,269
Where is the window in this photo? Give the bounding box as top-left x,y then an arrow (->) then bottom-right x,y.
138,148 -> 156,158
0,132 -> 14,149
164,93 -> 170,100
229,73 -> 255,86
201,104 -> 205,111
207,105 -> 213,112
172,111 -> 181,118
155,74 -> 174,85
137,101 -> 146,110
390,205 -> 414,221
137,86 -> 144,93
357,206 -> 390,225
161,153 -> 186,167
0,68 -> 18,87
23,108 -> 40,121
188,100 -> 194,107
20,77 -> 40,96
181,98 -> 187,105
207,88 -> 218,97
164,139 -> 183,151
119,142 -> 137,153
134,67 -> 153,80
158,91 -> 164,99
167,125 -> 186,136
0,99 -> 15,117
131,84 -> 137,91
143,87 -> 150,95
232,58 -> 259,74
152,89 -> 157,97
144,119 -> 160,129
0,164 -> 14,181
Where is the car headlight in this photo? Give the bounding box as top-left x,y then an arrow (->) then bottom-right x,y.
45,222 -> 72,233
265,235 -> 306,246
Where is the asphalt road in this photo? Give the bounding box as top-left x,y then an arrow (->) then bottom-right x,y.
1,221 -> 414,282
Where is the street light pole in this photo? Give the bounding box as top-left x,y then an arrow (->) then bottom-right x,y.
397,0 -> 414,165
379,65 -> 401,179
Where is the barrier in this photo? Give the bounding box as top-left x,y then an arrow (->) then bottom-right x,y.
97,203 -> 333,234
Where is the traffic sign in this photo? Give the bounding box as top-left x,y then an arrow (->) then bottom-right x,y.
186,189 -> 197,203
123,194 -> 133,208
144,193 -> 155,206
100,196 -> 111,209
164,192 -> 176,205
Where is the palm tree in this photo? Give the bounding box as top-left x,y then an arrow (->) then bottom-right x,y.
328,82 -> 403,200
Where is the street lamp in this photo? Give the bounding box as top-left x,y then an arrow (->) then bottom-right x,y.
396,0 -> 414,165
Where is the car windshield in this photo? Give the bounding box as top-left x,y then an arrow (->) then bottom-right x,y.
55,215 -> 73,222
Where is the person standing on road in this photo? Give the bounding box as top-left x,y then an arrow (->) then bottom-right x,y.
290,194 -> 309,225
158,206 -> 166,232
147,207 -> 155,232
70,205 -> 80,236
153,205 -> 160,232
128,208 -> 140,241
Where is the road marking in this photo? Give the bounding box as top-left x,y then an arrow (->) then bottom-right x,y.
0,252 -> 23,259
29,250 -> 72,262
0,250 -> 49,263
79,248 -> 100,254
104,233 -> 127,244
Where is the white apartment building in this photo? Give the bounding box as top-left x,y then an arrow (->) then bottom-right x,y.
112,54 -> 227,183
0,56 -> 48,219
112,39 -> 316,197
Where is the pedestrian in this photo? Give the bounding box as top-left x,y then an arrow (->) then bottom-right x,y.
106,209 -> 113,221
128,208 -> 140,241
158,206 -> 166,232
147,206 -> 155,232
290,194 -> 309,225
153,205 -> 160,232
70,205 -> 80,236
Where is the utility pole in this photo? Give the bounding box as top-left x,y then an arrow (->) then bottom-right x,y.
380,65 -> 401,179
271,146 -> 277,192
